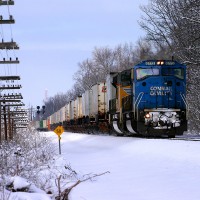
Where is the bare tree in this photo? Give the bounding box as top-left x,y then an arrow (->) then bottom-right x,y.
139,0 -> 200,131
73,59 -> 98,90
139,0 -> 200,66
73,47 -> 116,91
113,43 -> 136,71
134,38 -> 155,62
43,93 -> 68,118
71,83 -> 84,97
92,46 -> 116,75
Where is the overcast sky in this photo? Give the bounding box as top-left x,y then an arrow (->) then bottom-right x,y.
1,0 -> 148,109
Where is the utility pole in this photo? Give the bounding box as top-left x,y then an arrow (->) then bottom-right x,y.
0,0 -> 27,141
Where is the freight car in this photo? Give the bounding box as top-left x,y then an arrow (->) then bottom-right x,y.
33,120 -> 48,131
48,60 -> 187,138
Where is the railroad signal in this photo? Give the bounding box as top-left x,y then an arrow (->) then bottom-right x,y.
36,105 -> 45,115
36,106 -> 40,114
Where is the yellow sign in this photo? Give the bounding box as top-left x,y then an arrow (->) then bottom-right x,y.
54,125 -> 64,137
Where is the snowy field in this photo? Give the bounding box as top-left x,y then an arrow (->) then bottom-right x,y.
3,131 -> 200,200
48,131 -> 200,200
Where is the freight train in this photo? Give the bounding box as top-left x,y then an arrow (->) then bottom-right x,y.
42,60 -> 187,138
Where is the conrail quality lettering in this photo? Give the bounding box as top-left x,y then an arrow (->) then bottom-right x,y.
150,86 -> 172,96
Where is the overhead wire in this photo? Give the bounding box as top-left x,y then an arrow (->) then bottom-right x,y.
6,2 -> 19,94
7,3 -> 19,87
6,3 -> 14,77
0,21 -> 8,76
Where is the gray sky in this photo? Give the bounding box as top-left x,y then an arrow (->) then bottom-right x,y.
1,0 -> 148,108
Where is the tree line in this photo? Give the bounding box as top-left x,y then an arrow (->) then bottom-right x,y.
43,0 -> 200,132
139,0 -> 200,131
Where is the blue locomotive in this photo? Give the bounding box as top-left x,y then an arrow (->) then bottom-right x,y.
110,60 -> 187,137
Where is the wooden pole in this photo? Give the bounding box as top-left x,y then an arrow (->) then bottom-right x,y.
11,113 -> 14,138
3,105 -> 8,140
8,107 -> 12,139
0,102 -> 1,143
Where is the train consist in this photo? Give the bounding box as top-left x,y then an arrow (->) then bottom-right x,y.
43,60 -> 187,137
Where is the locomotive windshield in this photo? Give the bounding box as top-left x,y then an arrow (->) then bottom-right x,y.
136,68 -> 159,80
162,68 -> 184,79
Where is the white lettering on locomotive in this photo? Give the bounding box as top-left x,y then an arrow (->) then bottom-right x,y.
150,86 -> 172,96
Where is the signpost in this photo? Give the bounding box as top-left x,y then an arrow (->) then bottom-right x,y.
54,125 -> 64,154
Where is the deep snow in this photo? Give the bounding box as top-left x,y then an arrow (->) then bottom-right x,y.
52,132 -> 200,200
2,131 -> 200,200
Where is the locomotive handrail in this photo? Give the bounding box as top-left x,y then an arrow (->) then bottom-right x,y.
136,93 -> 144,120
133,93 -> 140,116
180,93 -> 188,119
134,92 -> 144,119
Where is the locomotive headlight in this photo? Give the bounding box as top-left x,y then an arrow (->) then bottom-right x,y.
157,61 -> 164,65
157,61 -> 161,65
145,113 -> 151,118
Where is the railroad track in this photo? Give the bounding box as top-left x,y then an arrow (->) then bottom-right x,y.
170,136 -> 200,141
65,130 -> 200,141
119,133 -> 200,141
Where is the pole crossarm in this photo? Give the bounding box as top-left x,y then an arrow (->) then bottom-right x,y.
0,93 -> 23,98
0,41 -> 19,49
0,85 -> 22,89
0,0 -> 14,6
0,99 -> 21,102
8,112 -> 27,114
0,16 -> 15,24
1,111 -> 27,114
0,95 -> 23,100
0,58 -> 19,64
1,103 -> 25,107
0,76 -> 20,80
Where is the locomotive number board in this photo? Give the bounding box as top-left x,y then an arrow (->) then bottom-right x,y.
145,61 -> 175,66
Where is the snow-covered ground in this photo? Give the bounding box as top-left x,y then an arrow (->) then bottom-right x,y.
50,131 -> 200,200
2,131 -> 200,200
